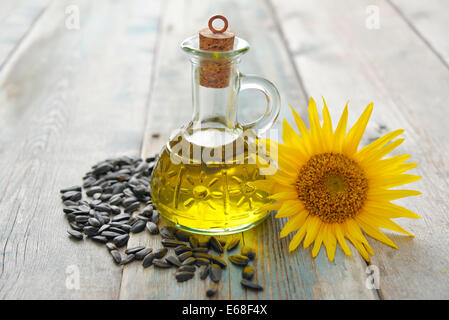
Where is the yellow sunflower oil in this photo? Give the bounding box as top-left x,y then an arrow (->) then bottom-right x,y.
150,134 -> 273,234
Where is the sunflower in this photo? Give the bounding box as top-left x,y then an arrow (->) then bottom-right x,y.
260,98 -> 421,262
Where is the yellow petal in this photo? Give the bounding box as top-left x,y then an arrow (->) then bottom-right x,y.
275,200 -> 305,218
363,201 -> 421,219
369,174 -> 421,189
282,118 -> 301,148
367,189 -> 421,201
355,129 -> 404,161
303,216 -> 321,248
255,202 -> 282,214
288,220 -> 309,251
335,223 -> 352,256
312,225 -> 324,258
355,214 -> 398,249
269,191 -> 298,201
343,103 -> 373,156
332,103 -> 348,153
322,224 -> 337,262
280,211 -> 308,238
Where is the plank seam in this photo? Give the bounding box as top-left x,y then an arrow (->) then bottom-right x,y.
387,0 -> 449,71
264,0 -> 309,104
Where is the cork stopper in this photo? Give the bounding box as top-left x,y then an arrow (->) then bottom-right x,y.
198,15 -> 235,88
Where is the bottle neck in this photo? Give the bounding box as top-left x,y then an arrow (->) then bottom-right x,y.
190,57 -> 240,131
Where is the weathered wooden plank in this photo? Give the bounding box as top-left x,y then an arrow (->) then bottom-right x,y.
0,0 -> 50,69
272,0 -> 449,299
390,0 -> 449,67
0,0 -> 161,299
121,0 -> 377,300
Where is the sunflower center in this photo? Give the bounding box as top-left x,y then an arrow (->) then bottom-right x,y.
295,153 -> 368,223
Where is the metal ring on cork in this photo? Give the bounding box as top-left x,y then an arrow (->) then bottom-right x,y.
208,15 -> 228,33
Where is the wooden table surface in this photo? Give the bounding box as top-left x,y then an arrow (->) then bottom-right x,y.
1,0 -> 448,300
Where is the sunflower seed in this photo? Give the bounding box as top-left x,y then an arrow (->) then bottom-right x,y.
88,217 -> 101,227
165,255 -> 182,267
241,246 -> 256,260
182,257 -> 196,265
240,279 -> 263,291
226,238 -> 240,251
109,195 -> 122,206
83,226 -> 99,236
175,230 -> 191,242
229,255 -> 249,266
110,250 -> 122,264
175,271 -> 194,282
161,239 -> 185,248
153,248 -> 168,259
101,231 -> 123,239
86,186 -> 102,197
178,251 -> 193,262
151,210 -> 160,223
136,215 -> 150,221
67,229 -> 83,240
142,253 -> 156,268
175,245 -> 191,255
122,197 -> 138,207
206,285 -> 217,297
130,220 -> 146,233
192,247 -> 209,253
199,265 -> 209,280
124,201 -> 140,213
210,256 -> 227,268
119,224 -> 131,232
106,242 -> 117,251
75,215 -> 89,223
113,234 -> 129,247
189,236 -> 200,248
210,237 -> 223,254
153,259 -> 172,268
120,254 -> 136,265
60,186 -> 82,193
160,226 -> 175,239
108,227 -> 127,234
209,263 -> 222,283
125,246 -> 145,254
62,191 -> 82,202
142,205 -> 153,216
95,204 -> 111,213
178,265 -> 196,273
195,258 -> 210,266
242,265 -> 255,280
198,236 -> 211,248
69,222 -> 83,232
146,221 -> 159,234
135,248 -> 152,260
112,213 -> 130,222
92,235 -> 108,243
193,252 -> 212,260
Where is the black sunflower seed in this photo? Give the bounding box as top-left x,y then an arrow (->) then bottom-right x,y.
165,255 -> 182,267
182,257 -> 196,265
88,217 -> 101,227
178,265 -> 196,273
153,259 -> 172,268
86,186 -> 102,197
125,246 -> 145,254
195,258 -> 210,266
153,248 -> 168,259
142,205 -> 153,217
142,253 -> 156,268
209,263 -> 222,283
101,231 -> 123,239
206,285 -> 217,297
210,237 -> 223,254
160,226 -> 175,239
110,250 -> 122,264
92,235 -> 108,243
240,279 -> 263,291
67,229 -> 83,240
228,255 -> 249,266
242,265 -> 255,280
83,226 -> 99,237
210,256 -> 227,268
60,186 -> 82,193
75,215 -> 89,223
226,238 -> 240,251
109,194 -> 122,206
124,201 -> 140,213
175,245 -> 191,255
193,252 -> 212,260
241,246 -> 256,260
108,227 -> 126,235
135,248 -> 152,260
199,265 -> 209,280
189,236 -> 200,248
95,204 -> 111,213
120,254 -> 136,265
161,238 -> 185,248
175,271 -> 194,282
62,191 -> 82,202
106,242 -> 117,251
122,197 -> 138,207
198,236 -> 211,248
146,221 -> 159,234
192,247 -> 209,253
151,210 -> 160,223
178,251 -> 193,262
113,234 -> 130,247
112,213 -> 130,222
69,222 -> 83,232
175,230 -> 191,242
130,220 -> 146,233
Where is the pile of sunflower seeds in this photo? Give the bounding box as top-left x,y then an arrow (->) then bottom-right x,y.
61,155 -> 263,297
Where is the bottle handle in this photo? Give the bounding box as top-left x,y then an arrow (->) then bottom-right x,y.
238,73 -> 281,135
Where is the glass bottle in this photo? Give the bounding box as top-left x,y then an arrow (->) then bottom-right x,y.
150,17 -> 281,234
